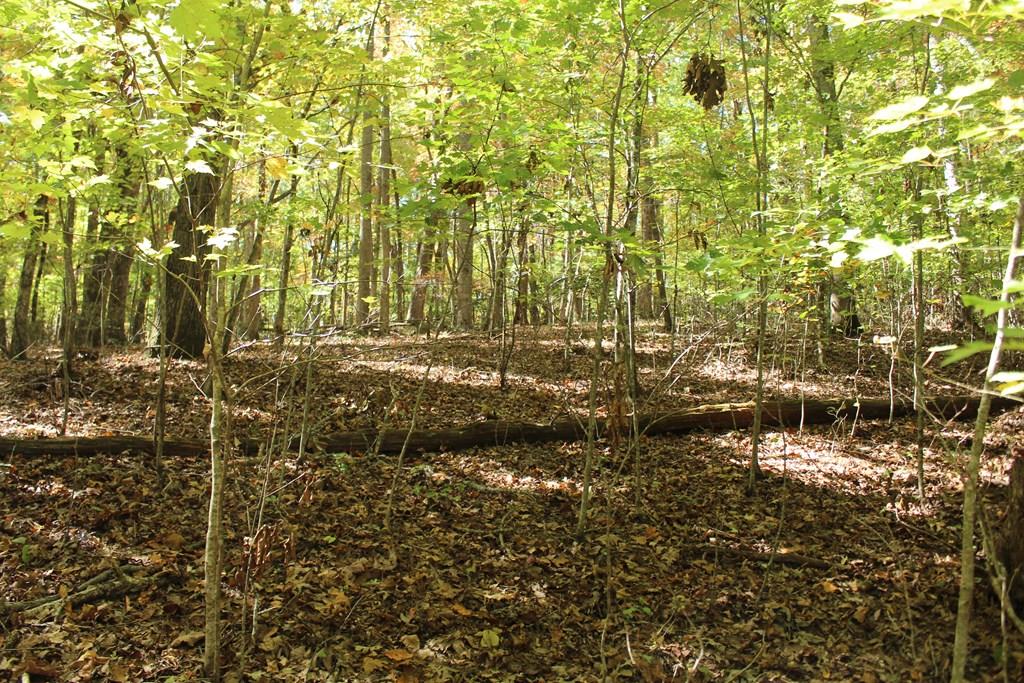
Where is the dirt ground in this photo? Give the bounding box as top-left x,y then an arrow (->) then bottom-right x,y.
1,326 -> 1022,681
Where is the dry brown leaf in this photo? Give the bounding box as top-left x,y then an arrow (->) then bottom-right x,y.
170,631 -> 205,648
383,649 -> 414,662
362,656 -> 386,673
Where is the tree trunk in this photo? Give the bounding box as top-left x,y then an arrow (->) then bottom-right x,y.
951,193 -> 1024,682
0,266 -> 8,353
104,247 -> 133,344
78,201 -> 104,347
378,26 -> 393,335
164,172 -> 218,359
355,27 -> 375,328
130,271 -> 152,342
454,200 -> 475,329
11,195 -> 48,359
407,210 -> 438,327
30,240 -> 47,325
513,221 -> 529,325
995,454 -> 1024,608
273,215 -> 294,350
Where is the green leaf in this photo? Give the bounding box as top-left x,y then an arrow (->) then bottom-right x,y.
169,0 -> 223,41
993,377 -> 1024,395
478,629 -> 501,648
900,146 -> 933,164
962,294 -> 1011,317
1009,70 -> 1024,90
947,78 -> 995,100
871,96 -> 929,121
856,236 -> 896,262
207,226 -> 238,250
0,221 -> 31,239
186,159 -> 214,175
941,340 -> 993,366
831,11 -> 865,28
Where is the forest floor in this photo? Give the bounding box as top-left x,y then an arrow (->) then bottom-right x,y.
1,325 -> 1022,682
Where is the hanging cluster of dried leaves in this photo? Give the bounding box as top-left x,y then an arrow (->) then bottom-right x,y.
683,53 -> 727,110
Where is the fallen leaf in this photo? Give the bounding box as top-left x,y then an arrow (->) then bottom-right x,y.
384,649 -> 414,662
170,631 -> 205,648
362,656 -> 386,673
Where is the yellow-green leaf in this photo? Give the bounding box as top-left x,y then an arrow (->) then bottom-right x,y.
900,146 -> 933,164
871,96 -> 929,121
947,78 -> 995,101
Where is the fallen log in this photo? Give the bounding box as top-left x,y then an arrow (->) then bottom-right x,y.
0,395 -> 1016,458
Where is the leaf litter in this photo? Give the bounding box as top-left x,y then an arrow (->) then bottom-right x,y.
0,327 -> 1021,681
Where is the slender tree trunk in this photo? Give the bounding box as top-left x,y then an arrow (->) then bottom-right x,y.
454,200 -> 475,329
272,219 -> 294,350
738,0 -> 772,490
0,266 -> 8,353
60,195 -> 77,435
355,25 -> 376,328
204,264 -> 230,683
378,21 -> 393,335
78,201 -> 104,347
11,195 -> 48,359
513,221 -> 530,325
130,271 -> 152,342
392,171 -> 405,319
30,241 -> 47,325
950,192 -> 1024,682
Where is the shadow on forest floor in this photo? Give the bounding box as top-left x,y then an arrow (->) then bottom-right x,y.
0,327 -> 1021,681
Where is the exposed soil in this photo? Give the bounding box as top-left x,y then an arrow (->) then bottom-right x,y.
1,327 -> 1022,682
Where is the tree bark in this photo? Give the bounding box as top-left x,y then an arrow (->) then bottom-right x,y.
164,172 -> 218,359
130,271 -> 152,342
454,200 -> 475,329
407,210 -> 438,327
11,195 -> 49,359
355,25 -> 375,328
77,201 -> 104,347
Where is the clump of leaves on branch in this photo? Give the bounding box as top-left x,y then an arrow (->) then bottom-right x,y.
682,52 -> 727,110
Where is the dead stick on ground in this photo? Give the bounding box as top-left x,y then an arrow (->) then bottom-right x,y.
0,565 -> 156,617
688,542 -> 833,570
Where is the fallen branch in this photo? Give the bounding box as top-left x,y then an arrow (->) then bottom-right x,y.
0,395 -> 1016,458
0,565 -> 171,617
687,542 -> 834,570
